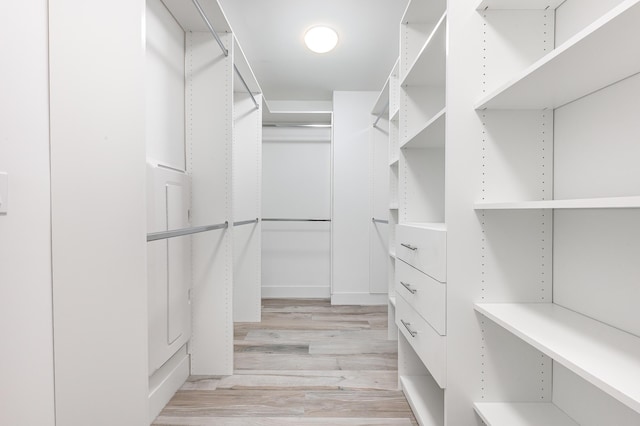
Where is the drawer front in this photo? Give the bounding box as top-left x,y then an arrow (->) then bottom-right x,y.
396,295 -> 446,388
396,259 -> 446,336
396,224 -> 446,282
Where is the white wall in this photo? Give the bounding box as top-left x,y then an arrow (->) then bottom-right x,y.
146,0 -> 186,170
49,0 -> 149,424
262,126 -> 331,298
0,1 -> 56,425
332,91 -> 387,305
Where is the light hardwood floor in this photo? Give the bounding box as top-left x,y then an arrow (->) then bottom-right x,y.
153,298 -> 418,425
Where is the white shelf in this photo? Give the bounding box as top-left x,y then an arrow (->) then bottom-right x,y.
400,375 -> 444,426
389,203 -> 399,210
389,157 -> 399,166
402,13 -> 447,88
474,402 -> 578,426
372,79 -> 390,117
389,250 -> 397,258
476,0 -> 566,10
475,303 -> 640,414
474,196 -> 640,210
161,0 -> 231,32
401,0 -> 446,25
475,0 -> 640,109
390,108 -> 399,122
401,108 -> 446,149
389,295 -> 397,307
401,222 -> 446,232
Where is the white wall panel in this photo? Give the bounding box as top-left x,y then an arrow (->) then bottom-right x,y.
233,92 -> 262,321
49,0 -> 148,424
332,91 -> 380,302
262,127 -> 331,298
0,1 -> 55,424
554,73 -> 640,199
146,0 -> 186,171
555,0 -> 626,45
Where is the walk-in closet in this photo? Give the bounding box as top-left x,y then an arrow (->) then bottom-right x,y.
2,0 -> 639,425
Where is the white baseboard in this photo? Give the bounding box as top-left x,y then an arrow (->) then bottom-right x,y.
262,285 -> 330,299
148,345 -> 189,423
331,292 -> 389,305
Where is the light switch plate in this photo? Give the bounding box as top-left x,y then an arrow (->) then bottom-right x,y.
0,172 -> 8,214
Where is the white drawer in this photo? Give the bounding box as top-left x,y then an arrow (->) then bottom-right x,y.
396,295 -> 446,389
396,223 -> 446,282
396,259 -> 446,336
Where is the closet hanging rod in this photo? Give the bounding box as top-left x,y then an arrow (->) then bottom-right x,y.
372,218 -> 389,224
262,218 -> 331,222
146,221 -> 228,242
263,123 -> 332,128
373,102 -> 389,128
233,218 -> 259,227
234,64 -> 259,110
191,0 -> 228,57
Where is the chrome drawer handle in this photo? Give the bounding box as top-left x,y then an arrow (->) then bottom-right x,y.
400,243 -> 418,251
400,281 -> 417,294
400,319 -> 418,337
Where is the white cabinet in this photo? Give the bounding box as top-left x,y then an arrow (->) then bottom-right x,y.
396,223 -> 446,283
396,260 -> 446,336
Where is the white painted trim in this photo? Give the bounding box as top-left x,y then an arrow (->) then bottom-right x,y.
148,345 -> 190,423
262,285 -> 330,299
331,292 -> 389,306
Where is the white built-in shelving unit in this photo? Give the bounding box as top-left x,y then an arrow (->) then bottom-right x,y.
444,0 -> 640,424
380,0 -> 449,423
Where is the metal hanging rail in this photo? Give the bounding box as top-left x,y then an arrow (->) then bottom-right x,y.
192,0 -> 259,110
233,218 -> 259,227
147,221 -> 228,242
373,102 -> 390,128
372,218 -> 389,224
262,218 -> 331,222
234,64 -> 260,110
192,0 -> 228,56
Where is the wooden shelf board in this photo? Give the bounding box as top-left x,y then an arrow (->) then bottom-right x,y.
400,375 -> 444,426
475,0 -> 640,109
401,108 -> 446,149
476,0 -> 566,10
474,196 -> 640,210
475,303 -> 640,414
474,402 -> 578,426
402,13 -> 447,88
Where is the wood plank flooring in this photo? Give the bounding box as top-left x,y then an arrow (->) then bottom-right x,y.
153,298 -> 417,425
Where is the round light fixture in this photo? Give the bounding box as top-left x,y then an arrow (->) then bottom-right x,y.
304,26 -> 339,53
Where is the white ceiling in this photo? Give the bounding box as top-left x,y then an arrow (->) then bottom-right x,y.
219,0 -> 409,106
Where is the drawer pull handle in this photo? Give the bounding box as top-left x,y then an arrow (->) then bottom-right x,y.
400,319 -> 418,337
401,243 -> 418,251
400,281 -> 417,294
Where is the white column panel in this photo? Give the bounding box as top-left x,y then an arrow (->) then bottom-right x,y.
49,0 -> 148,424
233,92 -> 262,322
0,1 -> 55,425
332,91 -> 387,305
187,31 -> 234,375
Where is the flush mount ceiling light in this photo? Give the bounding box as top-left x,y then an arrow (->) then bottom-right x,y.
304,26 -> 339,53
